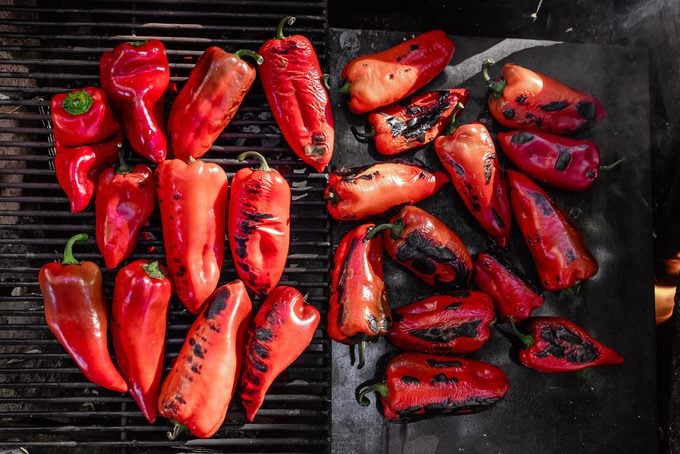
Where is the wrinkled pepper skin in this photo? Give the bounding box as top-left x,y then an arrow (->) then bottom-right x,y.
156,159 -> 229,313
434,123 -> 512,248
50,87 -> 120,147
325,159 -> 449,221
228,152 -> 290,297
111,260 -> 172,423
483,60 -> 606,134
356,353 -> 509,422
497,130 -> 601,191
339,30 -> 455,114
258,16 -> 334,172
100,39 -> 169,163
38,233 -> 127,393
514,317 -> 624,372
386,291 -> 494,354
240,286 -> 320,422
158,280 -> 252,439
507,169 -> 598,290
474,252 -> 544,321
370,205 -> 472,289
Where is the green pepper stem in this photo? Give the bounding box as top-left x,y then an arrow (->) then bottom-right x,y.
366,222 -> 403,240
443,101 -> 466,136
115,147 -> 130,174
142,260 -> 166,280
357,339 -> 366,369
61,90 -> 94,116
61,233 -> 88,266
237,150 -> 270,172
509,319 -> 534,348
599,157 -> 625,172
355,382 -> 388,407
350,126 -> 375,142
166,421 -> 187,440
337,79 -> 351,94
322,74 -> 332,91
482,59 -> 506,97
277,16 -> 296,39
127,40 -> 148,47
234,49 -> 264,65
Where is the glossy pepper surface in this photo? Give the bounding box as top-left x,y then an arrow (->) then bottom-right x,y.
483,60 -> 606,134
38,233 -> 127,392
356,353 -> 509,422
158,280 -> 252,439
325,159 -> 449,221
111,260 -> 172,423
156,158 -> 229,313
258,16 -> 334,172
228,151 -> 290,297
50,87 -> 120,147
100,39 -> 169,163
507,169 -> 597,290
434,122 -> 512,248
339,30 -> 455,114
240,286 -> 320,422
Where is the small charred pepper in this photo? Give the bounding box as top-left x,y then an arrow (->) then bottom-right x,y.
483,59 -> 606,134
325,159 -> 449,221
38,233 -> 127,392
367,205 -> 472,289
507,169 -> 598,290
356,353 -> 509,422
339,30 -> 455,114
240,286 -> 320,422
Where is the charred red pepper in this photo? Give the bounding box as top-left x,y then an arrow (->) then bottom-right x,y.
168,46 -> 262,162
228,151 -> 290,297
38,233 -> 127,392
156,158 -> 229,313
258,16 -> 334,172
483,59 -> 606,134
434,122 -> 512,248
507,169 -> 598,290
100,39 -> 170,163
328,223 -> 390,368
325,159 -> 449,221
339,30 -> 455,114
356,353 -> 509,422
111,260 -> 172,423
158,280 -> 252,439
368,205 -> 472,289
240,286 -> 320,422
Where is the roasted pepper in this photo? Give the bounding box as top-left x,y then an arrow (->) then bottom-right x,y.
50,87 -> 120,147
240,286 -> 320,422
339,30 -> 455,114
38,233 -> 127,392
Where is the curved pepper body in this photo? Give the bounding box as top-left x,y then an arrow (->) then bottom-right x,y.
158,280 -> 252,438
240,286 -> 320,421
340,30 -> 455,114
50,87 -> 120,147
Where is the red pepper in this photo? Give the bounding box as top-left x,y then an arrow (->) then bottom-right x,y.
339,30 -> 455,114
434,122 -> 512,248
507,169 -> 598,290
473,252 -> 545,321
386,291 -> 494,354
325,159 -> 449,221
258,16 -> 334,172
239,286 -> 320,422
38,233 -> 127,392
483,59 -> 606,134
158,280 -> 252,439
100,39 -> 170,163
95,151 -> 155,269
228,151 -> 290,297
328,223 -> 390,368
368,205 -> 472,289
168,47 -> 262,162
511,317 -> 624,372
356,353 -> 509,422
50,87 -> 120,147
156,158 -> 229,313
111,260 -> 172,423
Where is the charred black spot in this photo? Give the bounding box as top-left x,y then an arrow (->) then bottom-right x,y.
357,173 -> 375,181
174,395 -> 186,405
192,343 -> 205,359
483,154 -> 495,184
528,190 -> 553,216
491,208 -> 506,229
577,101 -> 596,121
565,248 -> 576,264
246,212 -> 274,221
503,108 -> 515,119
409,320 -> 481,343
410,44 -> 419,51
255,327 -> 273,342
539,100 -> 569,111
189,337 -> 196,346
398,405 -> 424,418
586,169 -> 596,179
234,234 -> 248,259
388,73 -> 394,80
445,302 -> 462,310
515,94 -> 528,105
173,192 -> 181,200
401,375 -> 421,385
537,324 -> 600,364
431,373 -> 459,384
511,131 -> 534,144
533,116 -> 544,128
191,363 -> 200,374
396,56 -> 402,62
411,256 -> 437,274
251,358 -> 268,373
247,372 -> 260,385
426,359 -> 463,368
175,265 -> 186,278
204,287 -> 230,320
185,354 -> 193,363
383,91 -> 453,143
239,261 -> 251,273
208,324 -> 220,333
554,146 -> 573,171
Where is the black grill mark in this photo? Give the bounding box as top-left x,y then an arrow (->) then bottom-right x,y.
510,131 -> 534,145
426,359 -> 463,368
401,375 -> 421,385
204,287 -> 230,320
539,100 -> 569,111
528,190 -> 554,216
409,320 -> 482,343
554,146 -> 572,172
255,327 -> 273,342
192,343 -> 205,359
431,373 -> 459,384
503,108 -> 515,119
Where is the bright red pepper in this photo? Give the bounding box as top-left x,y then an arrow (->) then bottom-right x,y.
434,122 -> 512,248
325,159 -> 449,221
239,286 -> 320,422
339,30 -> 455,114
258,16 -> 334,172
100,39 -> 170,163
158,280 -> 252,439
168,46 -> 261,162
50,87 -> 120,147
356,353 -> 509,422
38,233 -> 127,393
156,159 -> 229,313
483,60 -> 606,134
111,260 -> 172,423
228,151 -> 290,297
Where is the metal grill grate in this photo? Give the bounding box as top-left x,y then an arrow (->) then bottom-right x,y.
0,1 -> 331,452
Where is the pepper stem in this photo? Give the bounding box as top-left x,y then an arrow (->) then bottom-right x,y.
350,126 -> 375,143
356,339 -> 366,369
322,74 -> 332,91
443,101 -> 466,136
509,319 -> 534,348
234,49 -> 264,65
482,59 -> 506,97
237,151 -> 270,172
62,90 -> 94,116
355,382 -> 388,407
166,421 -> 187,440
142,260 -> 166,280
276,16 -> 296,39
337,79 -> 351,94
61,233 -> 88,266
366,222 -> 403,240
115,147 -> 130,174
127,40 -> 148,46
600,156 -> 625,172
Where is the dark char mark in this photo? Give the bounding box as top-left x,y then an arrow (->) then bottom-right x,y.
204,287 -> 230,320
401,375 -> 421,385
426,358 -> 463,368
503,108 -> 515,119
554,146 -> 572,171
431,373 -> 459,384
528,190 -> 554,216
537,324 -> 600,363
511,131 -> 534,145
192,343 -> 205,359
255,327 -> 273,342
409,320 -> 482,343
384,91 -> 453,143
539,100 -> 569,111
